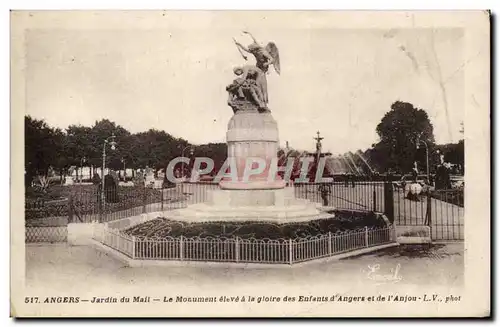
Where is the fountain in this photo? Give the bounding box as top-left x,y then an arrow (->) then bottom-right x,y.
341,155 -> 357,175
346,153 -> 362,175
355,150 -> 375,174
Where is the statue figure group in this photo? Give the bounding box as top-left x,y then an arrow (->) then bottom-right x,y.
227,31 -> 280,113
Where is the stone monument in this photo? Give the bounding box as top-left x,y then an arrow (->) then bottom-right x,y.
169,31 -> 333,223
104,173 -> 119,203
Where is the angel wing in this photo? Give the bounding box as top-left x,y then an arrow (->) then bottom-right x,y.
265,42 -> 280,75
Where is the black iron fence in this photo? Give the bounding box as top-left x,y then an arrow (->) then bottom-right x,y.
25,180 -> 464,241
70,185 -> 167,223
392,184 -> 464,240
292,182 -> 386,213
25,184 -> 177,225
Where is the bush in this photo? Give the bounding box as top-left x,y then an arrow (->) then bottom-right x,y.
25,203 -> 68,220
25,184 -> 166,219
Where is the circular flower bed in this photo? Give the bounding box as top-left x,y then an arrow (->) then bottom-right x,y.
124,210 -> 389,240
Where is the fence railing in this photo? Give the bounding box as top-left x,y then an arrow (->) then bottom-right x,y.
392,185 -> 464,240
70,185 -> 179,223
25,180 -> 464,241
293,182 -> 386,213
392,186 -> 464,223
96,225 -> 395,264
25,226 -> 67,243
26,181 -> 391,225
94,227 -> 135,257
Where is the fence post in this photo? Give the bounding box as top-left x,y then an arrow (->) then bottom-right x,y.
161,185 -> 164,211
68,194 -> 74,223
101,225 -> 106,243
289,239 -> 293,265
425,193 -> 432,226
372,187 -> 377,212
98,186 -> 103,223
132,236 -> 136,259
142,185 -> 147,213
235,237 -> 239,263
365,226 -> 369,247
328,232 -> 332,255
383,178 -> 395,223
180,236 -> 184,261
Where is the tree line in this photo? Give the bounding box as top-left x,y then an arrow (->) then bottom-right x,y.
25,100 -> 465,187
24,116 -> 227,186
340,101 -> 464,176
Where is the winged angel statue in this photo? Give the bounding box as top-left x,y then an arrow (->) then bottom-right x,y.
226,31 -> 280,112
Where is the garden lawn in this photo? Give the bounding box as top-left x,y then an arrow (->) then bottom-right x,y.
25,184 -> 181,222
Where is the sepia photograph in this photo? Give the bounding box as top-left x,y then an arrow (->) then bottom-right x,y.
10,10 -> 490,317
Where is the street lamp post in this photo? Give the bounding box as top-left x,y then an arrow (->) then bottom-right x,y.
121,157 -> 126,181
180,145 -> 195,194
416,136 -> 433,226
79,157 -> 87,183
101,133 -> 117,208
181,145 -> 196,178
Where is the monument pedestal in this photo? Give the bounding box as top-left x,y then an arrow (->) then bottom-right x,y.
220,110 -> 285,189
168,186 -> 333,223
167,110 -> 334,223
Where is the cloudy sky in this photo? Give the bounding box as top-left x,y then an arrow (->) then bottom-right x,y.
25,12 -> 464,154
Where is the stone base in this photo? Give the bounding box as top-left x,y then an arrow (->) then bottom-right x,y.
211,185 -> 292,206
396,225 -> 432,244
219,179 -> 286,190
167,205 -> 333,223
166,187 -> 333,223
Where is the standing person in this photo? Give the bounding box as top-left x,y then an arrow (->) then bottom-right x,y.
412,162 -> 419,182
318,183 -> 331,206
92,172 -> 101,185
412,169 -> 418,183
421,177 -> 431,196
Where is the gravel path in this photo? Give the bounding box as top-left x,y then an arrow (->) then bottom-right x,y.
26,242 -> 463,292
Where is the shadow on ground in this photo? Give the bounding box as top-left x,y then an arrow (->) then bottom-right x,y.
343,243 -> 464,260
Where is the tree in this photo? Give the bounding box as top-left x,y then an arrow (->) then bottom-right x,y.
89,119 -> 131,175
129,129 -> 188,171
374,101 -> 436,174
24,116 -> 234,182
52,129 -> 72,184
436,140 -> 464,171
193,143 -> 227,175
24,116 -> 65,188
64,125 -> 93,181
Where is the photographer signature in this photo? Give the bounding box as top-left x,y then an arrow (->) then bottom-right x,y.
363,263 -> 403,284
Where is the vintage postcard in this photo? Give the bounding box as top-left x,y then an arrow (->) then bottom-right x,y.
10,10 -> 490,317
